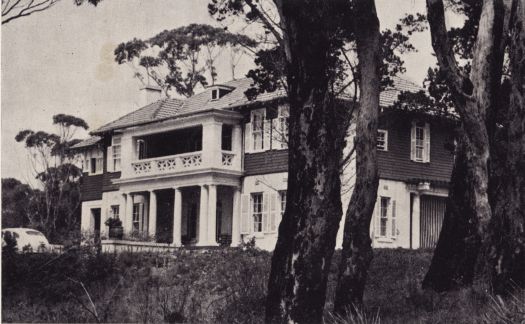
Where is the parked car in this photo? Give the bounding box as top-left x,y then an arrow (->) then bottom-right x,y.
1,228 -> 51,253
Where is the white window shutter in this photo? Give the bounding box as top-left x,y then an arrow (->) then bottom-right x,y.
391,200 -> 397,238
424,122 -> 431,162
262,192 -> 269,233
245,122 -> 252,153
269,192 -> 278,232
374,198 -> 380,238
410,121 -> 416,161
263,118 -> 271,150
240,194 -> 251,234
107,146 -> 113,172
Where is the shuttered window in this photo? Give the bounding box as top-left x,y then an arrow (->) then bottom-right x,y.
375,196 -> 397,240
377,130 -> 388,151
252,193 -> 263,233
411,121 -> 430,163
132,203 -> 144,232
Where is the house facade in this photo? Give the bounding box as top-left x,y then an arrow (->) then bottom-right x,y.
74,78 -> 454,251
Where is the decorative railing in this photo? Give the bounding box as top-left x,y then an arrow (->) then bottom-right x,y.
131,152 -> 202,176
129,151 -> 237,177
222,152 -> 235,166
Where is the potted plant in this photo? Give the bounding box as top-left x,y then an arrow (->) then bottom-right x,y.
105,217 -> 123,240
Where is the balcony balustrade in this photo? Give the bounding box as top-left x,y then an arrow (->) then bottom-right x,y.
129,151 -> 238,177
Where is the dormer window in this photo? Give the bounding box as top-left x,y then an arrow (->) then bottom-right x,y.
212,89 -> 219,100
210,85 -> 234,101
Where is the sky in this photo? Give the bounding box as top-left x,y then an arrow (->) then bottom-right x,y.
1,0 -> 439,184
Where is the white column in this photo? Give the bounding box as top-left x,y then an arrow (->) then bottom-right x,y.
230,187 -> 241,247
202,121 -> 222,167
197,185 -> 209,246
148,190 -> 157,239
232,125 -> 242,169
173,187 -> 182,246
207,184 -> 218,246
125,193 -> 134,235
412,194 -> 421,249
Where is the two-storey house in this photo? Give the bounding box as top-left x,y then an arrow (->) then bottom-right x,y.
73,77 -> 454,251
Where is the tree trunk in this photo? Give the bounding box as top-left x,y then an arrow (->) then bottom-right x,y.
333,0 -> 381,315
423,130 -> 481,291
265,1 -> 351,323
489,0 -> 525,293
425,0 -> 506,290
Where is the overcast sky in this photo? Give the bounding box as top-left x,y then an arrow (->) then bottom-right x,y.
1,0 -> 438,183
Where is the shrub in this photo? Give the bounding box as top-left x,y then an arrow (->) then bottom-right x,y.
482,289 -> 525,324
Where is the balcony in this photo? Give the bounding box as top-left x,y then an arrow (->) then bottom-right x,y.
129,150 -> 240,177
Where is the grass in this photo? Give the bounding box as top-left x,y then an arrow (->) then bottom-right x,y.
2,245 -> 524,323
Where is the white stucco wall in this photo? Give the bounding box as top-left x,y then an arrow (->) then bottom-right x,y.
241,172 -> 288,251
80,200 -> 102,233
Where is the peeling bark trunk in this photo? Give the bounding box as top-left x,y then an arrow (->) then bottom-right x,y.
425,0 -> 506,292
333,0 -> 381,315
489,0 -> 525,293
423,130 -> 481,291
265,1 -> 350,323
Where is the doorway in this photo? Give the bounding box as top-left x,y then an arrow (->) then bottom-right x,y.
420,195 -> 446,248
91,208 -> 101,242
155,190 -> 174,243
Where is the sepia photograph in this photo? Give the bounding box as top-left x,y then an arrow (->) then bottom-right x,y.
1,0 -> 524,323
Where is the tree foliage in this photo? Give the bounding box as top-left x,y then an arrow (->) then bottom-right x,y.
1,0 -> 100,25
14,114 -> 88,242
114,23 -> 256,98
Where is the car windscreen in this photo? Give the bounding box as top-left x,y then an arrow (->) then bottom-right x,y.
25,230 -> 45,237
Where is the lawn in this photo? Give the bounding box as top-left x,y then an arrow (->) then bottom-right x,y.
2,244 -> 523,323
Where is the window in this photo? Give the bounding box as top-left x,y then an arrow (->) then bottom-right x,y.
221,124 -> 233,151
279,190 -> 287,218
136,139 -> 147,160
276,105 -> 289,149
377,130 -> 388,151
111,205 -> 120,219
212,89 -> 219,100
376,196 -> 396,239
132,203 -> 144,232
111,136 -> 121,171
411,121 -> 430,162
252,110 -> 264,151
415,124 -> 424,160
90,156 -> 103,174
252,193 -> 263,233
379,197 -> 390,237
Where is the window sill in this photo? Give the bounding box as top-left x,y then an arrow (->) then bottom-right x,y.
375,237 -> 396,243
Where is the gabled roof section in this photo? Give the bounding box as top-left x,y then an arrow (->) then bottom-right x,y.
176,78 -> 286,115
380,76 -> 423,107
90,76 -> 422,136
93,98 -> 184,134
71,136 -> 101,149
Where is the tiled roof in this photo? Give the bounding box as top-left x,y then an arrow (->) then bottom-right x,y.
89,76 -> 421,137
93,98 -> 185,134
380,76 -> 423,107
71,136 -> 101,149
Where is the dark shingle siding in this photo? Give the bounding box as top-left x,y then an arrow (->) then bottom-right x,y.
103,172 -> 121,192
244,150 -> 288,176
80,173 -> 103,201
378,117 -> 454,183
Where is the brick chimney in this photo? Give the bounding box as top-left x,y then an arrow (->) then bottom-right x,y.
139,85 -> 162,107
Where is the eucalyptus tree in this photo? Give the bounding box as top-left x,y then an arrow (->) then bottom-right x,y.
15,114 -> 88,241
114,23 -> 256,97
390,0 -> 525,294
